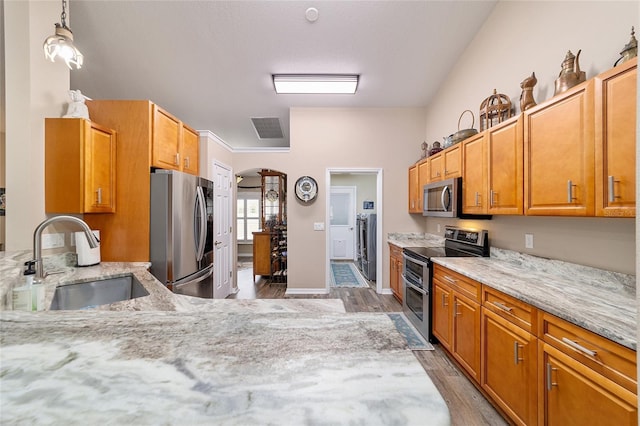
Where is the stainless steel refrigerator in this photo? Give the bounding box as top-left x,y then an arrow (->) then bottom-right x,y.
149,170 -> 214,298
356,213 -> 376,281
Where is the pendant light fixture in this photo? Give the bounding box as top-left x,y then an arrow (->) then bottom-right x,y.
43,0 -> 84,69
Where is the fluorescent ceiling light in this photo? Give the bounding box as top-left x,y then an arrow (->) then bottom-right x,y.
273,74 -> 359,94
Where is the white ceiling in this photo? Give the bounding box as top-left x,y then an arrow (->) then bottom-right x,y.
69,1 -> 497,149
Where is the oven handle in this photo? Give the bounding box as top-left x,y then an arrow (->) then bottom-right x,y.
402,252 -> 429,268
403,276 -> 427,296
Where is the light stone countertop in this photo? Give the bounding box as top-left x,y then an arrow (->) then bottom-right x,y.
0,250 -> 451,425
387,234 -> 636,351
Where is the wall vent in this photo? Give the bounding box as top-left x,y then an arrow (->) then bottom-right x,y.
251,117 -> 284,139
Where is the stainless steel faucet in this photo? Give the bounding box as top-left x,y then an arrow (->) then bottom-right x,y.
33,215 -> 100,278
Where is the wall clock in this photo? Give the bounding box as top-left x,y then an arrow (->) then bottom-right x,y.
295,176 -> 318,204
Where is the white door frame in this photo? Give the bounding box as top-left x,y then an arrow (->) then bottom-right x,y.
325,168 -> 383,294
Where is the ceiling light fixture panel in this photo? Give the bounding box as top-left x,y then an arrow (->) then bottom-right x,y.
273,74 -> 359,94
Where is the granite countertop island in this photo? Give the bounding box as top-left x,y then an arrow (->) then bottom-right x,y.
0,250 -> 451,425
388,233 -> 637,351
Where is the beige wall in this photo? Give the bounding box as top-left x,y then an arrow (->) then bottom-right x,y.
331,173 -> 377,215
0,0 -> 5,249
4,0 -> 69,251
423,1 -> 638,275
199,130 -> 234,181
234,107 -> 427,290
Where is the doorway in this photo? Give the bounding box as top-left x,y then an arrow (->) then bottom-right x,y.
326,168 -> 383,294
236,168 -> 287,286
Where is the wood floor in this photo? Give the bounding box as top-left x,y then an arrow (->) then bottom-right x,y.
231,263 -> 509,426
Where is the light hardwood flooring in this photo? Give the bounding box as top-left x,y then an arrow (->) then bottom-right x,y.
230,262 -> 509,426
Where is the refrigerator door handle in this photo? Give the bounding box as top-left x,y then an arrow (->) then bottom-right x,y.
173,263 -> 214,289
195,186 -> 207,261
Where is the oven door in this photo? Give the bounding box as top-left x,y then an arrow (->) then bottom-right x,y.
401,254 -> 430,339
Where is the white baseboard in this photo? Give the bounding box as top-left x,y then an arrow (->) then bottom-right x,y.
285,287 -> 330,295
379,288 -> 393,295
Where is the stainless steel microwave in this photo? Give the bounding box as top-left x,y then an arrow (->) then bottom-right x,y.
423,177 -> 461,217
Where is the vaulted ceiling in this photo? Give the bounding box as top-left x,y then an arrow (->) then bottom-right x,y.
70,1 -> 497,149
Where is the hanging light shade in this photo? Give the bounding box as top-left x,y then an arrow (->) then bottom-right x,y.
43,0 -> 83,69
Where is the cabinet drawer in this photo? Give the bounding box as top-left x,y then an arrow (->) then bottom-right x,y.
482,286 -> 538,335
433,264 -> 480,302
389,243 -> 403,258
540,312 -> 636,393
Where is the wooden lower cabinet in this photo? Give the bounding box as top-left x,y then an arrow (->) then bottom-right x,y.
432,279 -> 452,351
432,265 -> 637,426
540,343 -> 637,426
388,244 -> 403,303
452,291 -> 481,382
252,232 -> 273,280
432,264 -> 481,382
482,309 -> 537,426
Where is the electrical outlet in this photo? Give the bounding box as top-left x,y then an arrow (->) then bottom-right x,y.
42,233 -> 65,249
313,222 -> 325,231
525,233 -> 534,249
437,224 -> 441,233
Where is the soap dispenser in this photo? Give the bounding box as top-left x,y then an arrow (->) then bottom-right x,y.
12,261 -> 36,311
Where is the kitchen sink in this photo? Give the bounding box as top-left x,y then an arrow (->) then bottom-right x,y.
50,275 -> 150,310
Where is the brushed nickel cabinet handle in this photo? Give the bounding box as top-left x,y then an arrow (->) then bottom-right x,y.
175,153 -> 180,166
546,363 -> 558,391
475,192 -> 480,206
561,337 -> 597,357
96,187 -> 102,204
608,176 -> 621,203
185,156 -> 190,169
493,301 -> 513,312
514,341 -> 524,365
490,189 -> 496,207
443,275 -> 457,284
567,180 -> 576,203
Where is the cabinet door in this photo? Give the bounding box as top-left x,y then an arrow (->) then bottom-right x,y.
488,115 -> 523,215
443,144 -> 462,178
389,255 -> 399,300
85,124 -> 116,213
181,124 -> 200,176
415,160 -> 429,213
394,257 -> 403,303
408,165 -> 420,213
152,105 -> 181,170
595,58 -> 636,217
540,343 -> 637,426
432,281 -> 451,351
461,133 -> 487,214
524,81 -> 595,216
482,309 -> 537,426
452,292 -> 481,382
429,153 -> 444,181
252,232 -> 273,277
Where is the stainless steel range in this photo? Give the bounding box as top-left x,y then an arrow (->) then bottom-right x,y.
402,226 -> 489,341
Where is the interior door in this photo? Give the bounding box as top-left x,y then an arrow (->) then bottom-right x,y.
329,186 -> 356,260
213,163 -> 232,299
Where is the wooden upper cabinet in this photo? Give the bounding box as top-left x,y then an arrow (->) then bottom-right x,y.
408,165 -> 421,213
429,153 -> 444,181
595,57 -> 637,217
152,105 -> 182,171
443,144 -> 462,179
487,115 -> 524,215
181,124 -> 200,176
45,118 -> 116,214
461,132 -> 487,214
524,80 -> 595,216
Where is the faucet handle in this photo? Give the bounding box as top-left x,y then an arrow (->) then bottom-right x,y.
24,260 -> 36,274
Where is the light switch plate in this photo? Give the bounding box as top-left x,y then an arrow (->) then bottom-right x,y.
313,222 -> 325,231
